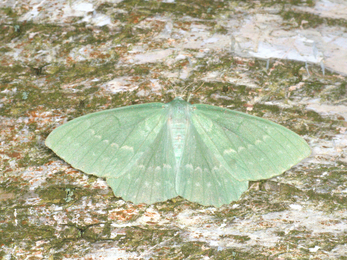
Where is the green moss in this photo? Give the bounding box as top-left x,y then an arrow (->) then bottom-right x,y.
36,185 -> 93,205
0,46 -> 12,52
220,234 -> 251,243
281,10 -> 347,28
155,196 -> 202,213
0,179 -> 24,205
54,61 -> 119,84
181,241 -> 210,258
117,227 -> 178,251
260,166 -> 347,212
116,0 -> 226,20
1,7 -> 18,18
83,223 -> 112,242
96,2 -> 114,13
0,64 -> 26,75
0,65 -> 114,119
37,186 -> 69,204
320,82 -> 347,102
60,225 -> 82,240
0,221 -> 55,245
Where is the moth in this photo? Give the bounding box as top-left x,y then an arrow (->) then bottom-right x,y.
46,97 -> 310,207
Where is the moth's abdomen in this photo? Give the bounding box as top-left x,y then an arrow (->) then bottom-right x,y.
167,98 -> 190,166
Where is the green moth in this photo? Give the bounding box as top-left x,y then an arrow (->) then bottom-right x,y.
46,97 -> 310,207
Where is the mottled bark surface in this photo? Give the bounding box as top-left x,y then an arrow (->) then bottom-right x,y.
0,0 -> 346,259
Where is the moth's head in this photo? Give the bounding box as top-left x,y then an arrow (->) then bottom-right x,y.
170,81 -> 204,103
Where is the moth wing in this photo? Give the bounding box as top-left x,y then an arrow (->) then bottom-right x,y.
46,103 -> 169,179
190,104 -> 311,182
107,122 -> 178,204
176,122 -> 249,207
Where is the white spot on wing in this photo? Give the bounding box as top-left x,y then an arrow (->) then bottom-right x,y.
101,156 -> 109,162
263,135 -> 270,141
255,140 -> 262,145
121,145 -> 134,152
212,166 -> 219,172
163,164 -> 172,169
111,143 -> 119,149
185,164 -> 193,171
267,127 -> 276,134
224,148 -> 236,155
194,167 -> 202,174
238,147 -> 245,152
103,139 -> 109,144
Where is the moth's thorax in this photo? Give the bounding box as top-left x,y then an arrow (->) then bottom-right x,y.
167,98 -> 191,164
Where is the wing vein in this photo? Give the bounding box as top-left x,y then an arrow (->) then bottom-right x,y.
192,113 -> 251,177
203,113 -> 278,174
74,117 -> 118,166
222,120 -> 278,174
54,115 -> 108,155
102,110 -> 167,176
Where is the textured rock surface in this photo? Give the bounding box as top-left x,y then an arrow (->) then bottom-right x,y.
0,0 -> 346,259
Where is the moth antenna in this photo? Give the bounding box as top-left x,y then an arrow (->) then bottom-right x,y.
173,84 -> 178,98
189,82 -> 204,100
165,79 -> 177,99
334,97 -> 347,104
181,81 -> 195,100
